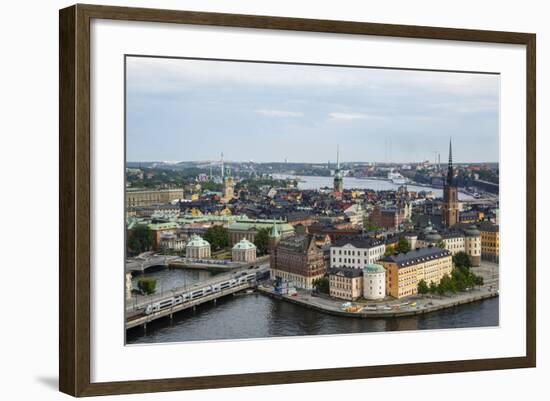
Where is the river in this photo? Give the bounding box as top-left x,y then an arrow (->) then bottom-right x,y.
273,174 -> 473,200
126,269 -> 498,344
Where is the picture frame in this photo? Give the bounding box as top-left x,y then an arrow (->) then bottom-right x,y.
59,3 -> 536,397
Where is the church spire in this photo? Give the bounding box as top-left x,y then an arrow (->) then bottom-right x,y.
446,138 -> 454,185
336,144 -> 340,170
221,152 -> 225,179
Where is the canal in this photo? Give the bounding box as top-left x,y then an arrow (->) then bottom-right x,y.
126,285 -> 499,344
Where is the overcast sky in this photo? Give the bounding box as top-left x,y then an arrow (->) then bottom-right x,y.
126,56 -> 499,164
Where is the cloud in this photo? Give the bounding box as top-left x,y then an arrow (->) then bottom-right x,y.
328,112 -> 382,121
254,109 -> 303,117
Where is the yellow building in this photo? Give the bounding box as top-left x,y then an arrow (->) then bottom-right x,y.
479,223 -> 499,263
380,247 -> 453,299
126,188 -> 183,207
328,267 -> 363,301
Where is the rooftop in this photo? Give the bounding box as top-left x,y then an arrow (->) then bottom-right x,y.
232,238 -> 257,250
328,267 -> 363,278
332,236 -> 384,249
381,247 -> 451,268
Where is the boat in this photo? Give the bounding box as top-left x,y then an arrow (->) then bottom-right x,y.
388,171 -> 408,185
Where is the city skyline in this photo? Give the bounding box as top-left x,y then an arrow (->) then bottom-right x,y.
127,56 -> 500,163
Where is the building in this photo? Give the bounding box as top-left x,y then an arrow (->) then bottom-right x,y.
147,222 -> 179,250
227,219 -> 294,245
232,238 -> 257,263
343,204 -> 366,228
463,225 -> 482,266
363,264 -> 386,300
369,204 -> 408,230
126,188 -> 183,207
416,221 -> 481,267
328,267 -> 363,301
159,232 -> 186,251
380,247 -> 453,299
479,222 -> 499,262
442,139 -> 460,227
330,236 -> 385,269
185,234 -> 211,259
221,153 -> 235,203
333,145 -> 344,197
270,235 -> 326,290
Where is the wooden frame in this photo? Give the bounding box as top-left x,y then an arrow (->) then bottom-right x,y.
59,3 -> 536,397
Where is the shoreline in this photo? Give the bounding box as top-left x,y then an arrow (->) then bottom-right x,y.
256,286 -> 498,319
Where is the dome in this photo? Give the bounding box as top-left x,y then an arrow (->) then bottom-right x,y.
364,264 -> 386,274
425,231 -> 442,242
464,225 -> 481,237
423,221 -> 434,234
233,238 -> 257,250
186,234 -> 210,248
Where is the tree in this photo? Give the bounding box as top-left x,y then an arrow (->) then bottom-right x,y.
204,225 -> 229,251
395,237 -> 411,253
127,225 -> 153,255
436,239 -> 446,249
417,279 -> 429,296
312,277 -> 330,294
138,277 -> 157,295
384,244 -> 395,256
254,227 -> 271,256
429,281 -> 438,294
474,275 -> 484,287
453,251 -> 472,269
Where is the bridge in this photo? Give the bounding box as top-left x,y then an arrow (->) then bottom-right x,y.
125,255 -> 179,273
126,255 -> 270,273
125,264 -> 269,329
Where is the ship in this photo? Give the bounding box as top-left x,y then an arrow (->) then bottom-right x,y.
387,171 -> 408,185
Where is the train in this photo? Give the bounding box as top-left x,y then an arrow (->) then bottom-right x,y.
144,271 -> 257,315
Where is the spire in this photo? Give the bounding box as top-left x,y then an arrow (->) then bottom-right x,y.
270,219 -> 280,238
336,144 -> 340,170
221,152 -> 225,179
446,138 -> 454,185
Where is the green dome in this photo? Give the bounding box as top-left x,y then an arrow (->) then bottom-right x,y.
364,264 -> 386,274
232,238 -> 257,250
425,231 -> 442,242
186,234 -> 210,248
464,225 -> 480,237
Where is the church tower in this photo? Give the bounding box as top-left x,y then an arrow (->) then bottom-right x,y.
221,152 -> 234,203
442,139 -> 459,227
333,145 -> 344,196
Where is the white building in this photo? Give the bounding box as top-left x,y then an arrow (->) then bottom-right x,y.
363,264 -> 386,300
185,234 -> 211,259
344,204 -> 366,228
159,232 -> 186,251
232,238 -> 257,263
330,237 -> 385,269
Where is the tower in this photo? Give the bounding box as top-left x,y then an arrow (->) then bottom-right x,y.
222,165 -> 234,203
269,221 -> 281,269
442,139 -> 459,227
220,152 -> 234,203
333,145 -> 344,196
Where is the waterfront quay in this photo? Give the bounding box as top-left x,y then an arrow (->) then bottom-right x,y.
258,261 -> 499,318
258,285 -> 497,319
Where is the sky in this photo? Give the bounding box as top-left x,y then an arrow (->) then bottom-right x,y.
126,56 -> 500,164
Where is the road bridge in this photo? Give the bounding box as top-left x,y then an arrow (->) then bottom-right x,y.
126,265 -> 269,329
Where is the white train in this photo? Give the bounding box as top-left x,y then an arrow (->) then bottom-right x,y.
144,272 -> 256,315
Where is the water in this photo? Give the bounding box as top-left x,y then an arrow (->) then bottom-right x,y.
275,174 -> 473,200
126,290 -> 499,344
131,267 -> 215,293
